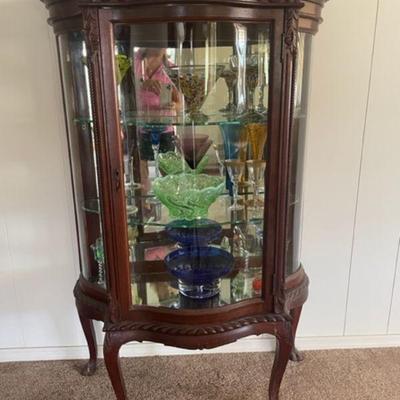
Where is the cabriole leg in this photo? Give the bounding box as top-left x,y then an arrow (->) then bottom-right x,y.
78,310 -> 98,376
269,324 -> 293,400
289,306 -> 304,362
104,332 -> 128,400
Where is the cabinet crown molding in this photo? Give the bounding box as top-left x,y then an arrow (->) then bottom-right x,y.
41,0 -> 329,35
77,0 -> 304,8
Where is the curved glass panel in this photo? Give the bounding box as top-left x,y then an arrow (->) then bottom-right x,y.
112,22 -> 272,308
285,33 -> 312,276
58,32 -> 106,287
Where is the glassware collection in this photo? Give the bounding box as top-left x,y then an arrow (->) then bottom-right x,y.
87,22 -> 270,304
47,1 -> 328,394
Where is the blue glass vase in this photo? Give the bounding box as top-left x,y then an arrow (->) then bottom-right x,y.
165,246 -> 234,299
165,219 -> 222,247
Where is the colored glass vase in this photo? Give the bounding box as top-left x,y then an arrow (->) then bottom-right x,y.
165,246 -> 234,299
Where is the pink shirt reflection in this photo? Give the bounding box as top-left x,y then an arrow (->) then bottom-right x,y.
134,51 -> 174,112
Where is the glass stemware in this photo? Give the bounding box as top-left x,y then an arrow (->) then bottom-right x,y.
149,126 -> 164,178
213,143 -> 225,177
246,160 -> 266,211
180,132 -> 212,170
142,125 -> 166,204
256,32 -> 269,114
219,121 -> 243,161
90,237 -> 105,285
166,65 -> 224,123
256,70 -> 267,114
124,154 -> 141,190
219,122 -> 246,194
225,160 -> 245,211
219,67 -> 237,114
246,122 -> 268,160
246,56 -> 259,113
239,54 -> 266,124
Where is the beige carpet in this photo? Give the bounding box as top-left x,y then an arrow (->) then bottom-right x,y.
1,348 -> 400,399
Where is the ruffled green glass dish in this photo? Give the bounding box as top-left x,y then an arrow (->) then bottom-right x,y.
158,151 -> 209,175
153,173 -> 224,220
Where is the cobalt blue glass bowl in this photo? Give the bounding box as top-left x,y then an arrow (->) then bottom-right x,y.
165,219 -> 222,247
165,246 -> 234,299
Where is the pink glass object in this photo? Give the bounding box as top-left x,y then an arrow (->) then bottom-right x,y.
180,134 -> 212,169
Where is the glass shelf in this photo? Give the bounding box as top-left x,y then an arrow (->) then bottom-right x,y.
131,261 -> 262,309
74,116 -> 92,125
74,111 -> 267,128
83,193 -> 265,228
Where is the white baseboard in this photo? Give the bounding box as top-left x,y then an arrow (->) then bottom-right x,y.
1,334 -> 400,363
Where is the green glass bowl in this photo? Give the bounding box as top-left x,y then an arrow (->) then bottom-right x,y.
159,152 -> 191,175
153,173 -> 225,220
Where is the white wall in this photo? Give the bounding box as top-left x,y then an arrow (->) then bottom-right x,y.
1,0 -> 400,362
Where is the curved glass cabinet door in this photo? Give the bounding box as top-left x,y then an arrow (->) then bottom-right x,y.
58,32 -> 106,287
112,22 -> 272,308
285,33 -> 312,276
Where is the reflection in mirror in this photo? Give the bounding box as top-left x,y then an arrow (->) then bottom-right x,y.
112,21 -> 272,307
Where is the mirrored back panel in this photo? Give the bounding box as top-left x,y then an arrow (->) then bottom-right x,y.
110,21 -> 272,308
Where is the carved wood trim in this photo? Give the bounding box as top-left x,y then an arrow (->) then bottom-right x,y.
74,267 -> 309,326
284,273 -> 309,311
42,0 -> 329,35
104,313 -> 290,335
284,8 -> 300,54
82,8 -> 100,61
272,7 -> 300,315
74,281 -> 109,320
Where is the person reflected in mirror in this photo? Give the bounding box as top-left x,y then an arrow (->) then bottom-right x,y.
133,48 -> 182,208
134,48 -> 181,113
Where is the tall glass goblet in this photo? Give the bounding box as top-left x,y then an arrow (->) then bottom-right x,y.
246,63 -> 258,113
246,160 -> 266,211
225,160 -> 245,211
219,121 -> 242,160
219,122 -> 246,194
239,54 -> 266,124
246,122 -> 268,160
256,72 -> 267,114
166,65 -> 224,124
256,30 -> 269,114
149,126 -> 164,178
124,154 -> 141,191
143,125 -> 165,204
220,67 -> 237,114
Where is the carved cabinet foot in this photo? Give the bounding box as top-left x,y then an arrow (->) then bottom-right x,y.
104,332 -> 128,400
289,347 -> 304,362
289,306 -> 304,363
78,310 -> 98,376
269,323 -> 293,400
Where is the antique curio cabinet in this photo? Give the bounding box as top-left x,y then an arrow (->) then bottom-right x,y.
41,0 -> 328,399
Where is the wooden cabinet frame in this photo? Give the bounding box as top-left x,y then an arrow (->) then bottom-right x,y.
40,0 -> 330,399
